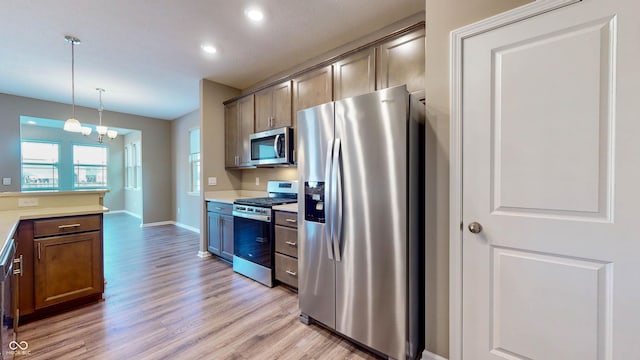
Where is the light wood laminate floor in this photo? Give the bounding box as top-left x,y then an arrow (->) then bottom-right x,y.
15,213 -> 377,360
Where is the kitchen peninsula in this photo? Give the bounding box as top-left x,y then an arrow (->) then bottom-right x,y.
0,190 -> 109,324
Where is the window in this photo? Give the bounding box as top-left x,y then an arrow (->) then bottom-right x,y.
125,142 -> 141,189
21,141 -> 60,190
73,145 -> 108,188
189,128 -> 201,193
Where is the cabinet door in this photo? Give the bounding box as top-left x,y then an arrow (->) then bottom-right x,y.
16,221 -> 34,317
207,212 -> 222,255
271,80 -> 292,129
220,214 -> 235,261
254,88 -> 273,132
237,95 -> 255,166
334,48 -> 376,100
377,28 -> 425,93
224,101 -> 239,168
293,65 -> 333,128
33,231 -> 103,309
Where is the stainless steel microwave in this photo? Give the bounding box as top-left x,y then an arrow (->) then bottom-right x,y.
250,127 -> 294,166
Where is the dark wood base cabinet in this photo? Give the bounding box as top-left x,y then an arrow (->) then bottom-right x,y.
15,214 -> 104,324
274,211 -> 298,289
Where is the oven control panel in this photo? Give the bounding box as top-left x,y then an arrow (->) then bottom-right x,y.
233,204 -> 272,222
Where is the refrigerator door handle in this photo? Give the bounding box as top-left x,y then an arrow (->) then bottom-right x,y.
331,138 -> 342,262
324,139 -> 335,260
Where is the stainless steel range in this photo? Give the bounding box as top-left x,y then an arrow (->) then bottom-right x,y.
232,180 -> 298,287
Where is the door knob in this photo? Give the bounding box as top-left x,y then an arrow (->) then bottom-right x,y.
468,222 -> 483,234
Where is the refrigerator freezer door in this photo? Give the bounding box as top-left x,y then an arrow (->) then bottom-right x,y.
297,102 -> 336,329
334,86 -> 409,359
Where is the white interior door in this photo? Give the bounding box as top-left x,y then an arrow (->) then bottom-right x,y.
458,0 -> 640,359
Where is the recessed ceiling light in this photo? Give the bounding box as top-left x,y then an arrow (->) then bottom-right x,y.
245,8 -> 264,22
201,44 -> 217,54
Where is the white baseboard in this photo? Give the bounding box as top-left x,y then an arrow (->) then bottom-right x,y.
422,350 -> 448,360
174,222 -> 200,234
105,210 -> 142,219
139,220 -> 201,234
140,221 -> 174,228
197,251 -> 212,258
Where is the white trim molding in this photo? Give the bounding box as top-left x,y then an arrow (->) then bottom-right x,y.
422,349 -> 448,360
448,1 -> 581,359
197,251 -> 212,258
140,220 -> 174,228
174,222 -> 200,234
104,209 -> 142,219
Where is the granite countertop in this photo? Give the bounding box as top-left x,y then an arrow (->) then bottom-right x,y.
272,203 -> 298,213
0,205 -> 109,258
204,190 -> 267,204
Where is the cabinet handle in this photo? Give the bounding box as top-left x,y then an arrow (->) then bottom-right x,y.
215,207 -> 223,211
285,270 -> 297,277
37,243 -> 41,261
13,255 -> 23,276
58,223 -> 81,230
285,241 -> 297,246
285,218 -> 296,223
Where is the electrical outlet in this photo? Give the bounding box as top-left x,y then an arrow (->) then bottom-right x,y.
208,177 -> 217,186
255,177 -> 260,186
18,198 -> 39,207
2,177 -> 10,185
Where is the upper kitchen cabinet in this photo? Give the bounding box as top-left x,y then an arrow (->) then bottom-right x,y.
255,80 -> 292,132
225,94 -> 254,168
293,65 -> 333,127
333,48 -> 376,101
377,28 -> 425,94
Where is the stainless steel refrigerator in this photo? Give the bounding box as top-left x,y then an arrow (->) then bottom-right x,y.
297,85 -> 424,359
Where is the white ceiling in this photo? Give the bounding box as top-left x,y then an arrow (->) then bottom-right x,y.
0,0 -> 425,120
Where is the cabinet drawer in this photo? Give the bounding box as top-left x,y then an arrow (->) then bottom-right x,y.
275,225 -> 298,258
275,211 -> 298,228
275,253 -> 298,289
206,201 -> 233,215
33,215 -> 102,238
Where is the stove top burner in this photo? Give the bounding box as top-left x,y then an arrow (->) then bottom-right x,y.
234,197 -> 297,207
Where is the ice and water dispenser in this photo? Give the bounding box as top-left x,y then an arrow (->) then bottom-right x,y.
304,182 -> 325,223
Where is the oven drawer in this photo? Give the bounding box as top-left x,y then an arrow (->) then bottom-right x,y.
275,225 -> 298,258
275,253 -> 298,288
207,201 -> 233,215
33,215 -> 102,238
275,211 -> 297,228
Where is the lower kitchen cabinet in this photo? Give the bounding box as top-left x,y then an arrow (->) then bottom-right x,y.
15,213 -> 104,322
34,231 -> 103,309
274,211 -> 298,289
207,201 -> 234,262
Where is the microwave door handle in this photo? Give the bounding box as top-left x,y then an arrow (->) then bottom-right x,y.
324,139 -> 334,260
331,139 -> 342,262
273,134 -> 281,158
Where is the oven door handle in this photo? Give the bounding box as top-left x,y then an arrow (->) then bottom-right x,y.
324,139 -> 335,260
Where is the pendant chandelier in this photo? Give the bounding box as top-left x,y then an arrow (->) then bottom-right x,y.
95,88 -> 117,143
63,35 -> 84,133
